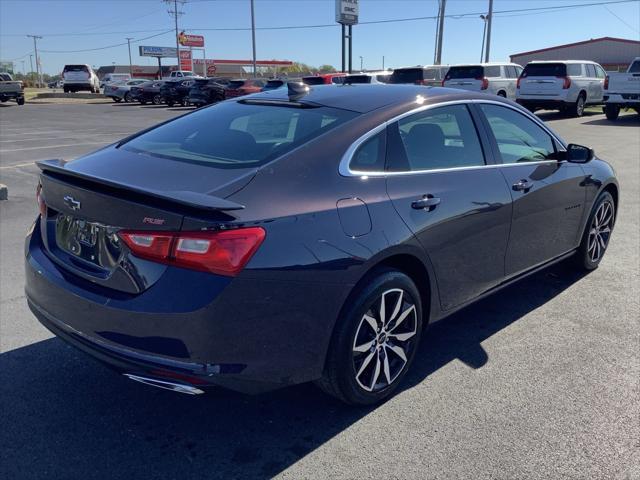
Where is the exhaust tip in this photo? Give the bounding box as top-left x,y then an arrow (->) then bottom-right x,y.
123,373 -> 205,395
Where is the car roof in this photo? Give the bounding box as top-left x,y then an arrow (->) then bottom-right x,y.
241,83 -> 498,114
526,60 -> 600,64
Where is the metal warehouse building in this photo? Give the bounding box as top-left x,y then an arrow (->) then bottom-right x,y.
510,37 -> 640,72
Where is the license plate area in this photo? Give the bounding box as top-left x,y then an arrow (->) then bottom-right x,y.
55,214 -> 122,270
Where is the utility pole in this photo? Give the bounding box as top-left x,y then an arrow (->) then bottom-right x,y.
484,0 -> 493,63
27,35 -> 43,87
480,15 -> 488,63
29,55 -> 34,83
165,0 -> 185,71
382,55 -> 385,70
434,0 -> 446,65
126,38 -> 134,76
359,56 -> 363,71
250,0 -> 257,76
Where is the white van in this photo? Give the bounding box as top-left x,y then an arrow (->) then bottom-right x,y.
62,64 -> 100,93
516,60 -> 606,117
442,63 -> 523,99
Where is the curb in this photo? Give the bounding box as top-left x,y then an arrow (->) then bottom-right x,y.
0,183 -> 7,201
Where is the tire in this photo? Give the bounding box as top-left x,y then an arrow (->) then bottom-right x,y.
605,104 -> 620,121
63,87 -> 68,94
124,92 -> 132,103
574,191 -> 616,271
152,94 -> 162,105
568,93 -> 586,117
17,97 -> 25,106
113,97 -> 121,103
497,91 -> 506,98
167,100 -> 174,107
316,269 -> 423,405
140,100 -> 147,105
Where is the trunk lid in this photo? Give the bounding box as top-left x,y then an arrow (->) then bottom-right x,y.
37,149 -> 256,294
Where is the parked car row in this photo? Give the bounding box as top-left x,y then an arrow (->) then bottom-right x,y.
97,58 -> 638,120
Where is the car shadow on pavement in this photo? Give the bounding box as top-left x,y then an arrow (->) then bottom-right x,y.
0,261 -> 587,480
582,114 -> 640,127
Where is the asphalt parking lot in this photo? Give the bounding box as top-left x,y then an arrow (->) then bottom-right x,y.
1,102 -> 638,480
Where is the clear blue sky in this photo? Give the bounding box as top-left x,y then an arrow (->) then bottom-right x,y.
1,0 -> 638,75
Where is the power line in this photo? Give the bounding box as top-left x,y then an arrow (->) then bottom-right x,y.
603,4 -> 640,33
1,0 -> 635,37
39,30 -> 173,53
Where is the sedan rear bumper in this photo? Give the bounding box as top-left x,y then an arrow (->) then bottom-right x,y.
25,220 -> 346,394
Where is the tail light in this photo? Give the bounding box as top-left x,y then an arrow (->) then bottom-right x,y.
118,227 -> 266,276
516,76 -> 522,89
604,75 -> 609,90
480,77 -> 489,90
36,183 -> 46,216
558,76 -> 571,89
441,75 -> 450,87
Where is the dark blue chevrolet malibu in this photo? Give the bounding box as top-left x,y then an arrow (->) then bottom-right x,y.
25,84 -> 619,405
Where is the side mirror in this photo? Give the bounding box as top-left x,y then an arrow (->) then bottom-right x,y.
565,143 -> 594,163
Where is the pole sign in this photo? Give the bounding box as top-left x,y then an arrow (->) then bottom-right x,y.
179,50 -> 192,71
335,0 -> 359,25
178,31 -> 205,48
138,46 -> 177,58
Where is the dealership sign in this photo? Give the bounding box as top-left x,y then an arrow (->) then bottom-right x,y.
138,46 -> 177,58
335,0 -> 358,25
179,50 -> 192,71
178,31 -> 205,48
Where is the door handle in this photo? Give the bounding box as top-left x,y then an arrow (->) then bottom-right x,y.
512,179 -> 533,192
411,195 -> 441,211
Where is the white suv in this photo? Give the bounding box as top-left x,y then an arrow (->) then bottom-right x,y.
442,63 -> 523,99
62,64 -> 100,93
516,60 -> 606,117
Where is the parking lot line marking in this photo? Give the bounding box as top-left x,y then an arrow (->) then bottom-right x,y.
0,161 -> 38,170
0,142 -> 114,153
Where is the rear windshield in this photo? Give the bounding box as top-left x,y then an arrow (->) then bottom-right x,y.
227,80 -> 245,89
302,77 -> 326,85
121,101 -> 358,169
388,68 -> 423,84
345,75 -> 371,84
265,80 -> 284,87
63,65 -> 89,73
523,63 -> 567,77
446,66 -> 483,79
628,60 -> 640,73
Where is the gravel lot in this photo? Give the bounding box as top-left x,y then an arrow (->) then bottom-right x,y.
1,102 -> 638,480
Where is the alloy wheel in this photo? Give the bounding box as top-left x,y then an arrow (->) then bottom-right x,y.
352,288 -> 418,393
587,200 -> 614,263
577,96 -> 585,116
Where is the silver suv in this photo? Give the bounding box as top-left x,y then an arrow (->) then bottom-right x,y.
516,60 -> 606,117
442,63 -> 523,99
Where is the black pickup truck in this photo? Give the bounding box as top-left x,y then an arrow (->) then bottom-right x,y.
0,72 -> 25,105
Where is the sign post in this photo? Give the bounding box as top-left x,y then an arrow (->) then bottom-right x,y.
335,0 -> 359,73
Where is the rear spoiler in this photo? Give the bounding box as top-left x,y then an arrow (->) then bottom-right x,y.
37,159 -> 245,211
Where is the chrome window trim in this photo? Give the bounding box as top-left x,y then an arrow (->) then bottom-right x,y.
339,99 -> 567,178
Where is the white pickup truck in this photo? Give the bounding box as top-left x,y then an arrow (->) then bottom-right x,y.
604,57 -> 640,120
0,72 -> 25,105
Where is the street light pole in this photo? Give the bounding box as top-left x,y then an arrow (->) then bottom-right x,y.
434,0 -> 446,65
29,55 -> 34,83
250,0 -> 257,76
484,0 -> 493,63
27,35 -> 43,87
359,56 -> 363,71
126,37 -> 134,76
479,15 -> 488,63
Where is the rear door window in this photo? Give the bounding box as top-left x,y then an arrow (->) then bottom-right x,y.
485,66 -> 501,78
567,64 -> 583,76
479,104 -> 556,164
349,131 -> 386,172
585,64 -> 597,78
388,104 -> 485,172
505,66 -> 517,78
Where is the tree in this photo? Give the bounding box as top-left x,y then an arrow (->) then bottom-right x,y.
317,64 -> 337,73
